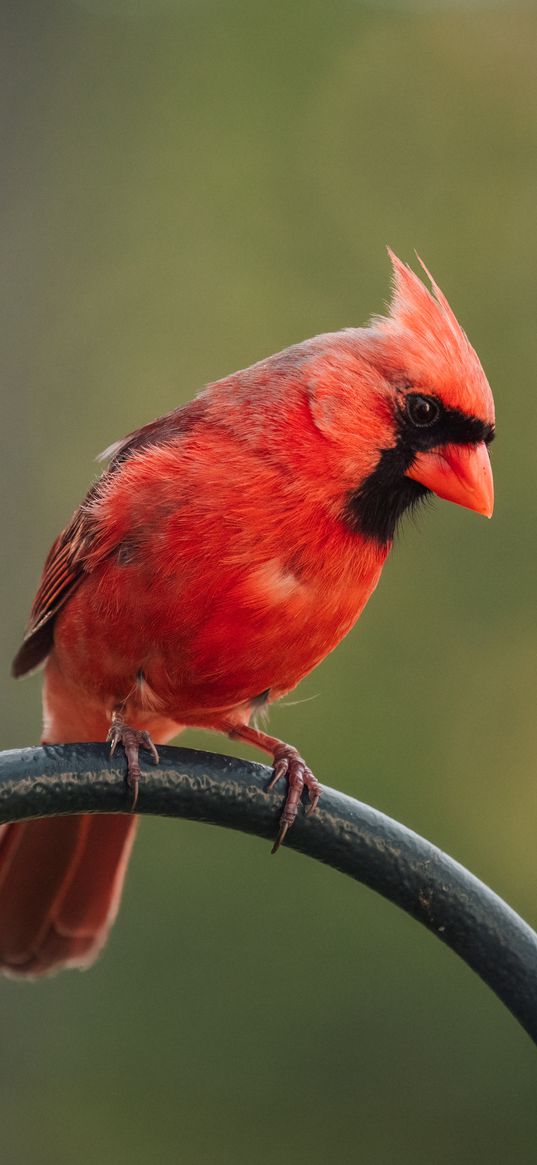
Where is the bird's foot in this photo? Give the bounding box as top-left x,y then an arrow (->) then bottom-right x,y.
107,711 -> 159,810
225,723 -> 321,852
268,744 -> 321,854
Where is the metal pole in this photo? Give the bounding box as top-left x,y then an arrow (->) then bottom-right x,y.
0,743 -> 536,1044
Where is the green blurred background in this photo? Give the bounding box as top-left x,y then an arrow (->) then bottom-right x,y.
1,1 -> 536,1161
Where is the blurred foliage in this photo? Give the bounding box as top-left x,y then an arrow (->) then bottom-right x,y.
1,1 -> 537,1162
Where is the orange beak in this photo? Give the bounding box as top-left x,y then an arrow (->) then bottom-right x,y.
405,442 -> 494,518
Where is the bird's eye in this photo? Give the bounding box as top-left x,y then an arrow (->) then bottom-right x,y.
406,394 -> 441,427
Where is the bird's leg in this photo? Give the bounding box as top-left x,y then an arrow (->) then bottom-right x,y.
227,723 -> 321,853
107,710 -> 159,810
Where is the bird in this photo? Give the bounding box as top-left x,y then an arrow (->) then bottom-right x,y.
0,251 -> 495,977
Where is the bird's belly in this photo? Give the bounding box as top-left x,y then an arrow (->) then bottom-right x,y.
53,547 -> 384,721
179,589 -> 359,708
154,551 -> 383,717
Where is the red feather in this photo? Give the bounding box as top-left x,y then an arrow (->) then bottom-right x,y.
2,253 -> 495,975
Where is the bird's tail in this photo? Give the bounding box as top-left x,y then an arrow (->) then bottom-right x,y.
0,813 -> 138,976
0,658 -> 176,977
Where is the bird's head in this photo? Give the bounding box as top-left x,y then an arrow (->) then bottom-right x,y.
308,250 -> 495,544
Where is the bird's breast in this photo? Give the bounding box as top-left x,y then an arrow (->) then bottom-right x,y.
159,531 -> 387,715
53,501 -> 388,721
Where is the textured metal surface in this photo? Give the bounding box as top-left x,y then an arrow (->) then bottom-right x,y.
0,743 -> 536,1044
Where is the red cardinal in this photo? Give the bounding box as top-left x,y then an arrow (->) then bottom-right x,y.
0,252 -> 495,976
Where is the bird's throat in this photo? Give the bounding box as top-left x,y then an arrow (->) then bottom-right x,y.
345,446 -> 430,545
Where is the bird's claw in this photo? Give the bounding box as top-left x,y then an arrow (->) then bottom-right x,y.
107,714 -> 159,811
267,757 -> 288,789
268,744 -> 321,853
271,820 -> 290,855
141,732 -> 160,765
305,792 -> 320,817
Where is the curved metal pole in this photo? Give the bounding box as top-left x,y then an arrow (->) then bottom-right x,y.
0,743 -> 536,1044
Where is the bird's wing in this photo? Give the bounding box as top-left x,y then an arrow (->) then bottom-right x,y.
12,397 -> 209,678
11,500 -> 96,678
